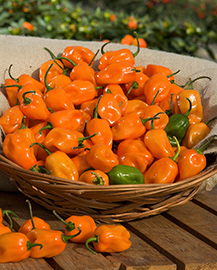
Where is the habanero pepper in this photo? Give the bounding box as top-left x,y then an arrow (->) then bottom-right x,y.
85,224 -> 131,254
31,142 -> 79,180
123,99 -> 148,118
85,95 -> 113,149
53,211 -> 97,244
61,45 -> 95,68
86,143 -> 119,173
71,155 -> 91,176
20,91 -> 51,121
18,200 -> 50,235
144,64 -> 175,82
3,133 -> 38,170
95,61 -> 137,86
79,169 -> 109,185
144,137 -> 180,184
0,232 -> 42,263
98,37 -> 140,70
181,116 -> 217,148
0,208 -> 19,232
164,98 -> 192,146
143,73 -> 171,105
17,83 -> 43,104
0,105 -> 28,134
3,78 -> 21,107
124,72 -> 149,98
176,136 -> 217,181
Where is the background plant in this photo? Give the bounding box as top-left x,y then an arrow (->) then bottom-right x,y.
0,0 -> 216,60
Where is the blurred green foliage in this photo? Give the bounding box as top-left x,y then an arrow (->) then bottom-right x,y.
0,0 -> 216,60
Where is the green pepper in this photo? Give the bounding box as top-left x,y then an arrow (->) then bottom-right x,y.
164,98 -> 192,146
107,165 -> 144,185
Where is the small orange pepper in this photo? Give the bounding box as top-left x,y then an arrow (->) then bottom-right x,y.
79,169 -> 109,185
144,64 -> 175,81
71,155 -> 91,176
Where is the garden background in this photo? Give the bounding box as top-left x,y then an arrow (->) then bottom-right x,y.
0,0 -> 217,61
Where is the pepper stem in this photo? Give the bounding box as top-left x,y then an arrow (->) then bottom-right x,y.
39,121 -> 53,134
53,210 -> 75,232
91,172 -> 105,185
170,136 -> 180,162
75,133 -> 97,149
184,98 -> 192,117
196,135 -> 217,154
149,112 -> 164,130
27,240 -> 43,251
151,89 -> 160,105
184,76 -> 211,89
44,47 -> 77,67
126,81 -> 138,97
132,31 -> 140,58
26,199 -> 36,230
8,64 -> 19,82
2,210 -> 19,230
205,116 -> 217,126
44,64 -> 54,93
89,49 -> 99,66
22,91 -> 36,105
30,142 -> 52,156
85,235 -> 99,255
167,69 -> 180,79
93,95 -> 102,119
61,227 -> 82,243
101,41 -> 111,55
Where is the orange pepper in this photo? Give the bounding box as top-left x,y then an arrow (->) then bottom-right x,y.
123,99 -> 149,118
97,93 -> 122,126
53,211 -> 97,244
85,224 -> 131,254
142,106 -> 169,130
103,84 -> 128,116
80,98 -> 98,118
144,115 -> 175,159
71,155 -> 91,176
121,34 -> 134,45
64,80 -> 98,106
181,116 -> 217,148
111,112 -> 146,141
124,72 -> 149,98
0,223 -> 11,236
39,59 -> 64,87
20,91 -> 51,121
98,39 -> 139,70
143,73 -> 171,105
0,105 -> 28,134
3,133 -> 37,170
61,46 -> 95,68
0,208 -> 18,233
79,169 -> 109,185
42,127 -> 96,156
118,153 -> 150,173
46,109 -> 84,132
175,89 -> 203,125
86,143 -> 119,173
144,137 -> 180,184
95,61 -> 136,85
17,83 -> 43,104
3,78 -> 21,107
32,142 -> 79,180
70,61 -> 97,86
85,96 -> 113,149
144,64 -> 175,82
0,232 -> 42,263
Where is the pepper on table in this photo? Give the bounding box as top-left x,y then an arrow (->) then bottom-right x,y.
85,224 -> 131,254
0,208 -> 19,235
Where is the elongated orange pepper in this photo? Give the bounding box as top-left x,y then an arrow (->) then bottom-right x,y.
144,137 -> 180,184
0,105 -> 28,134
42,64 -> 74,112
144,115 -> 175,159
20,91 -> 51,121
86,143 -> 119,173
79,169 -> 109,185
61,45 -> 95,68
95,61 -> 137,85
181,116 -> 217,148
64,80 -> 98,106
97,92 -> 122,126
53,211 -> 97,244
85,224 -> 131,254
98,39 -> 140,70
111,112 -> 146,141
3,133 -> 37,170
31,142 -> 79,180
103,84 -> 128,116
42,127 -> 96,156
0,232 -> 42,263
85,96 -> 113,148
175,89 -> 203,125
143,73 -> 171,105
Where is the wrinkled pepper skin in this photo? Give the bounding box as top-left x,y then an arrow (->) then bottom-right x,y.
85,224 -> 131,254
107,164 -> 144,185
19,217 -> 51,235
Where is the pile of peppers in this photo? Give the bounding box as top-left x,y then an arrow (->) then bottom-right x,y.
0,39 -> 216,185
0,201 -> 132,263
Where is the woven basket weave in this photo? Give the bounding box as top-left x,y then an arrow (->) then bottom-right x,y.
0,152 -> 216,223
1,35 -> 217,223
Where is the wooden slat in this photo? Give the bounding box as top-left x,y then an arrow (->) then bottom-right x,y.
127,214 -> 217,270
193,187 -> 217,213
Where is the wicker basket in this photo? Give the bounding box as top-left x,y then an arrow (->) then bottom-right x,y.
0,152 -> 216,223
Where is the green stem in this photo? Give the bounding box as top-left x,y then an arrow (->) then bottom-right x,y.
27,241 -> 43,251
170,136 -> 180,162
22,91 -> 36,105
2,210 -> 19,230
93,95 -> 102,119
75,133 -> 97,149
101,41 -> 111,55
150,112 -> 164,130
91,172 -> 105,185
39,121 -> 53,134
126,81 -> 138,97
185,76 -> 211,89
89,49 -> 99,66
132,31 -> 140,58
30,142 -> 52,156
167,69 -> 180,79
53,211 -> 75,232
61,228 -> 82,243
205,116 -> 217,126
8,64 -> 19,82
44,47 -> 77,67
85,235 -> 99,255
184,98 -> 192,117
196,135 -> 217,154
151,89 -> 160,105
44,64 -> 54,93
26,199 -> 36,230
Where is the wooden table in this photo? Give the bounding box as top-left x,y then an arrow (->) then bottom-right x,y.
0,186 -> 217,270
